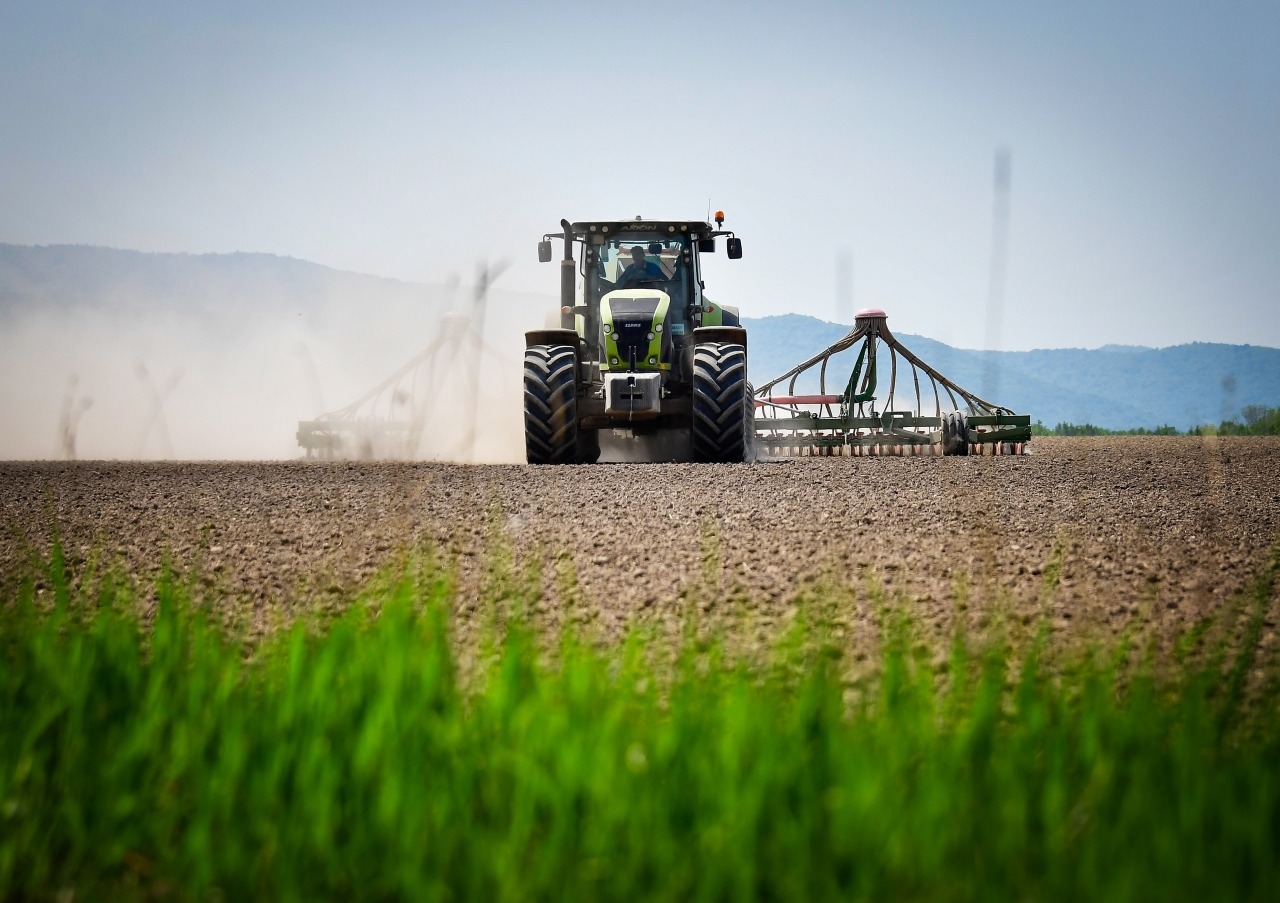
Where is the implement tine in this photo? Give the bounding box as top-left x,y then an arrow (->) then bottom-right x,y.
887,346 -> 898,413
911,360 -> 922,419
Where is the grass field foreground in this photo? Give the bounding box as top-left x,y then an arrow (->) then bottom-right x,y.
2,540 -> 1279,901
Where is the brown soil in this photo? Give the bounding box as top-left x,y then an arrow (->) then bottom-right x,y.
3,437 -> 1279,652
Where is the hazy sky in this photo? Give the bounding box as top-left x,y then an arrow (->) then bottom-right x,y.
2,1 -> 1277,351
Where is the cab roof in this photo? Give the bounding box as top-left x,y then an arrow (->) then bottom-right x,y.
570,220 -> 717,239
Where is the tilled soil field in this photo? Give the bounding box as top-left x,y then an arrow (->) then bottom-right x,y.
3,437 -> 1279,652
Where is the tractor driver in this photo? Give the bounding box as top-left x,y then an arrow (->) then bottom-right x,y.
616,244 -> 664,287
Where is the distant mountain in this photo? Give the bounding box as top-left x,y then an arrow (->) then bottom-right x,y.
1096,344 -> 1156,353
744,314 -> 1280,431
0,243 -> 441,339
0,241 -> 551,344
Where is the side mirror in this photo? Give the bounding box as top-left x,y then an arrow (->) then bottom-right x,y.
697,238 -> 715,253
538,240 -> 553,263
727,237 -> 743,259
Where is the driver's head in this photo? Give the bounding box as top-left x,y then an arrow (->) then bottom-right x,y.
630,246 -> 646,265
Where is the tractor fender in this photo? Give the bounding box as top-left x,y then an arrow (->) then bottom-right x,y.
525,328 -> 579,349
693,325 -> 747,350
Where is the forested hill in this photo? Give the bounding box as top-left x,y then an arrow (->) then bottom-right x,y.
744,314 -> 1280,432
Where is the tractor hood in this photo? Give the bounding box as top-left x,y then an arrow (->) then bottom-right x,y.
600,289 -> 671,372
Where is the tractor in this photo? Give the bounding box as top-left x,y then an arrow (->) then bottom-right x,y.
524,214 -> 752,464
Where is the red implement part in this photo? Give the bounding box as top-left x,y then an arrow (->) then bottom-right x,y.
757,394 -> 842,407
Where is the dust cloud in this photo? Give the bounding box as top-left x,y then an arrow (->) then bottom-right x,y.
0,262 -> 545,462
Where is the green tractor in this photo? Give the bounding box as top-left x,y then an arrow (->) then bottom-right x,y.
524,214 -> 752,464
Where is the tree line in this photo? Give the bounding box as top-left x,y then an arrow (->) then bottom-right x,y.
1030,404 -> 1280,437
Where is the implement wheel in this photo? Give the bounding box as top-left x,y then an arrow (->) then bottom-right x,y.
578,428 -> 601,464
692,342 -> 750,463
524,344 -> 581,464
942,411 -> 969,457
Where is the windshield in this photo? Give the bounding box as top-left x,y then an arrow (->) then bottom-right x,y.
583,233 -> 693,308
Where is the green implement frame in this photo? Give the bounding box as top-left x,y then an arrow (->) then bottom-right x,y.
753,309 -> 1032,457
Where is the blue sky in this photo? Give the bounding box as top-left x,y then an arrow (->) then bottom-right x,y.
2,1 -> 1277,351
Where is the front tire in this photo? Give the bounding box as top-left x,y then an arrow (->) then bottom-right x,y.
692,342 -> 750,463
524,344 -> 580,464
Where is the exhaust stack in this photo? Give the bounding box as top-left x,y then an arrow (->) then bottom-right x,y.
560,219 -> 575,330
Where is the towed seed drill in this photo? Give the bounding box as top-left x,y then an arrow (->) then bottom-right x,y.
524,214 -> 1031,464
753,308 -> 1031,456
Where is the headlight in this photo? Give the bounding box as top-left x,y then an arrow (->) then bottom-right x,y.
646,332 -> 654,341
611,332 -> 619,341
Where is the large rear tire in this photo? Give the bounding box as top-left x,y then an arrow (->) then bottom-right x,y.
524,344 -> 580,464
692,342 -> 750,463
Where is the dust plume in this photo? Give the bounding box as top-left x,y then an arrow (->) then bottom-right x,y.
0,249 -> 539,462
